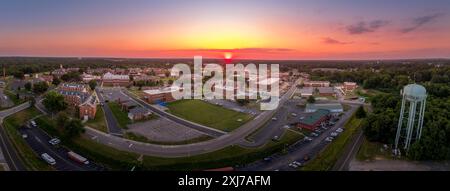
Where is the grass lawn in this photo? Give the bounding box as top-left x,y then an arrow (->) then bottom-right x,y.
107,102 -> 131,129
124,132 -> 213,145
302,114 -> 363,171
4,90 -> 26,106
167,100 -> 253,132
85,106 -> 108,133
76,130 -> 302,170
356,139 -> 393,161
0,164 -> 4,171
2,108 -> 53,171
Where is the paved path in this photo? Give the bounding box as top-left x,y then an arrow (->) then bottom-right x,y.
95,89 -> 123,136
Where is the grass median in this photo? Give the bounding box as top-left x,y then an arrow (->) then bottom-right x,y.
167,100 -> 253,132
85,106 -> 108,133
107,102 -> 131,129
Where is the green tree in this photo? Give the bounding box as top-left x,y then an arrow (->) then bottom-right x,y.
13,71 -> 24,79
56,113 -> 85,140
88,80 -> 97,90
43,91 -> 67,116
355,106 -> 367,118
32,81 -> 49,94
307,95 -> 315,103
52,77 -> 61,86
24,82 -> 32,91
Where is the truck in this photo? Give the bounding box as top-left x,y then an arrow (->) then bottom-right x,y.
67,151 -> 89,165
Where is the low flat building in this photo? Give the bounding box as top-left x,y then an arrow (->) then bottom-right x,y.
305,103 -> 343,113
143,86 -> 178,104
119,100 -> 138,111
297,87 -> 313,97
303,81 -> 330,87
128,107 -> 151,121
317,87 -> 335,97
298,109 -> 330,130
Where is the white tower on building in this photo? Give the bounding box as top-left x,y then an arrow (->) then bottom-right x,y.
395,84 -> 427,153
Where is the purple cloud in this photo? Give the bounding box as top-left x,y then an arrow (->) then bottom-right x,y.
322,37 -> 352,45
401,13 -> 444,33
347,20 -> 390,34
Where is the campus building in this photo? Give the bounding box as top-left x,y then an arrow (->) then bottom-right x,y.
317,87 -> 336,97
143,86 -> 178,104
303,81 -> 330,87
343,82 -> 357,92
297,109 -> 330,130
128,107 -> 151,121
102,72 -> 131,86
57,83 -> 97,119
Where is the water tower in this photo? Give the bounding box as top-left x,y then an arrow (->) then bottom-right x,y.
395,84 -> 427,152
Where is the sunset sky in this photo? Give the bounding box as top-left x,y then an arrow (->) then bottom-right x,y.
1,0 -> 450,59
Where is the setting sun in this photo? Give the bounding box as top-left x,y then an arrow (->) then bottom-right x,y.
224,52 -> 233,60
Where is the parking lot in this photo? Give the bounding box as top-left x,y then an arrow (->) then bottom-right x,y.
126,117 -> 208,143
238,105 -> 356,171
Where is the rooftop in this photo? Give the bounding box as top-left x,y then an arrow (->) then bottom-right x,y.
300,109 -> 330,126
306,103 -> 343,112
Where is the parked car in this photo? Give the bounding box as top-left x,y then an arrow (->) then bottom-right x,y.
291,113 -> 297,117
272,117 -> 277,121
304,136 -> 313,141
336,128 -> 344,133
30,120 -> 37,127
22,134 -> 28,139
325,137 -> 334,142
311,133 -> 319,137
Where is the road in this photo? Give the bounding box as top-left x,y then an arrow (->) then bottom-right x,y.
239,104 -> 358,171
83,78 -> 301,157
95,89 -> 123,136
0,102 -> 31,171
19,122 -> 104,171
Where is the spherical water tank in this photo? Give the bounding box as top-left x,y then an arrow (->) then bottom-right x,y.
403,84 -> 427,101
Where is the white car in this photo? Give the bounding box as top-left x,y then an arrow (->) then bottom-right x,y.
22,134 -> 28,139
304,137 -> 313,141
272,117 -> 277,121
325,137 -> 334,142
49,138 -> 61,146
336,128 -> 344,133
30,120 -> 37,127
330,132 -> 338,137
291,113 -> 297,117
41,153 -> 56,165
